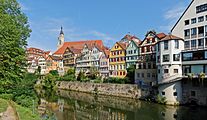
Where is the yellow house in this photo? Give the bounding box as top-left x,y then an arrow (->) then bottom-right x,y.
109,42 -> 127,78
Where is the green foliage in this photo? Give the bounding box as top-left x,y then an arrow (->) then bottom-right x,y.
156,94 -> 166,104
14,102 -> 41,120
77,71 -> 86,81
0,0 -> 31,92
103,77 -> 128,84
126,64 -> 136,84
0,93 -> 13,100
42,73 -> 57,89
66,68 -> 75,75
49,70 -> 59,76
0,98 -> 8,113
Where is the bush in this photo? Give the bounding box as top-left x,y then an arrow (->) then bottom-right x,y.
103,77 -> 128,84
0,94 -> 14,100
156,94 -> 166,104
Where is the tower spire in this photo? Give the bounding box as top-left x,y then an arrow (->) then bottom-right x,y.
60,26 -> 64,35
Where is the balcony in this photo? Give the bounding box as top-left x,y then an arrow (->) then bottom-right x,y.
191,35 -> 197,39
185,36 -> 190,39
198,33 -> 204,38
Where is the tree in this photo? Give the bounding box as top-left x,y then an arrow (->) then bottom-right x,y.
126,64 -> 136,84
0,0 -> 31,92
49,70 -> 59,76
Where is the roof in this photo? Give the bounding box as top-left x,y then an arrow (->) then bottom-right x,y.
156,33 -> 166,39
171,0 -> 194,32
48,55 -> 62,60
140,31 -> 166,45
160,34 -> 183,41
117,42 -> 128,50
69,47 -> 82,54
53,40 -> 104,55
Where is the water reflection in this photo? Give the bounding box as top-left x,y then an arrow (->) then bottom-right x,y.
37,89 -> 207,120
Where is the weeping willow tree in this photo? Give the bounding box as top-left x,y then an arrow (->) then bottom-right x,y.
0,0 -> 31,93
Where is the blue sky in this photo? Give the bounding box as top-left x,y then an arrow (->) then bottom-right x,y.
18,0 -> 190,52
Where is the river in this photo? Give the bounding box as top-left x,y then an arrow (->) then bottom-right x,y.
36,89 -> 207,120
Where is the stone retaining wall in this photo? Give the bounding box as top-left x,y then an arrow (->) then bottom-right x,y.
56,81 -> 141,99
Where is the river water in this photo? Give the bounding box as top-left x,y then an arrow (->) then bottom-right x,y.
37,89 -> 207,120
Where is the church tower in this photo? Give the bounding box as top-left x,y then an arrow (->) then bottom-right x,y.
57,26 -> 64,49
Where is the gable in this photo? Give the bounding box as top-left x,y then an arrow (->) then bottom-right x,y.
171,0 -> 207,38
126,40 -> 139,50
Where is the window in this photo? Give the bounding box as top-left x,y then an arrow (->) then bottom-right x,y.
184,29 -> 190,38
191,18 -> 196,24
174,69 -> 178,73
184,20 -> 189,25
173,54 -> 180,61
182,53 -> 193,61
198,38 -> 204,47
163,55 -> 170,62
152,73 -> 156,78
148,63 -> 151,69
162,92 -> 165,96
164,41 -> 168,50
173,92 -> 177,96
206,15 -> 207,21
184,41 -> 190,49
137,73 -> 140,78
191,28 -> 197,37
142,73 -> 144,78
158,69 -> 160,74
147,73 -> 150,78
198,16 -> 204,22
175,40 -> 179,49
134,50 -> 136,54
164,69 -> 169,73
198,26 -> 204,36
196,3 -> 207,13
191,40 -> 197,48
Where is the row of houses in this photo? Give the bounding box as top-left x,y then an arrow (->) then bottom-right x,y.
27,0 -> 207,106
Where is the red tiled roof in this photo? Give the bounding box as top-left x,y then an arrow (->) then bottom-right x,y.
53,40 -> 104,55
161,34 -> 183,41
69,47 -> 82,54
156,33 -> 166,39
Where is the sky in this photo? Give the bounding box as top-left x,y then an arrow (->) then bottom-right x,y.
18,0 -> 191,52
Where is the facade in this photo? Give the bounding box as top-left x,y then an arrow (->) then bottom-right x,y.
109,42 -> 127,78
156,34 -> 184,105
135,31 -> 166,87
38,56 -> 47,75
171,0 -> 207,105
126,40 -> 141,68
26,47 -> 50,73
99,49 -> 110,78
63,47 -> 81,72
76,44 -> 105,75
76,44 -> 92,74
46,55 -> 63,74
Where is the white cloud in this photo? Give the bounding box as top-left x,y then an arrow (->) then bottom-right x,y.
160,3 -> 186,32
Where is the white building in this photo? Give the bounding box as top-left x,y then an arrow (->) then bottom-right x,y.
156,34 -> 184,105
38,56 -> 47,75
171,0 -> 207,105
171,0 -> 207,76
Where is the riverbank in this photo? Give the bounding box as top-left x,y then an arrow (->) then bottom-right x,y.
56,81 -> 143,99
0,98 -> 41,120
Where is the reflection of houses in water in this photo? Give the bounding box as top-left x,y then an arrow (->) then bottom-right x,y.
38,98 -> 48,115
58,99 -> 64,112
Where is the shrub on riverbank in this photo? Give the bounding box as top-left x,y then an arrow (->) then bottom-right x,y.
103,77 -> 130,84
156,95 -> 166,104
